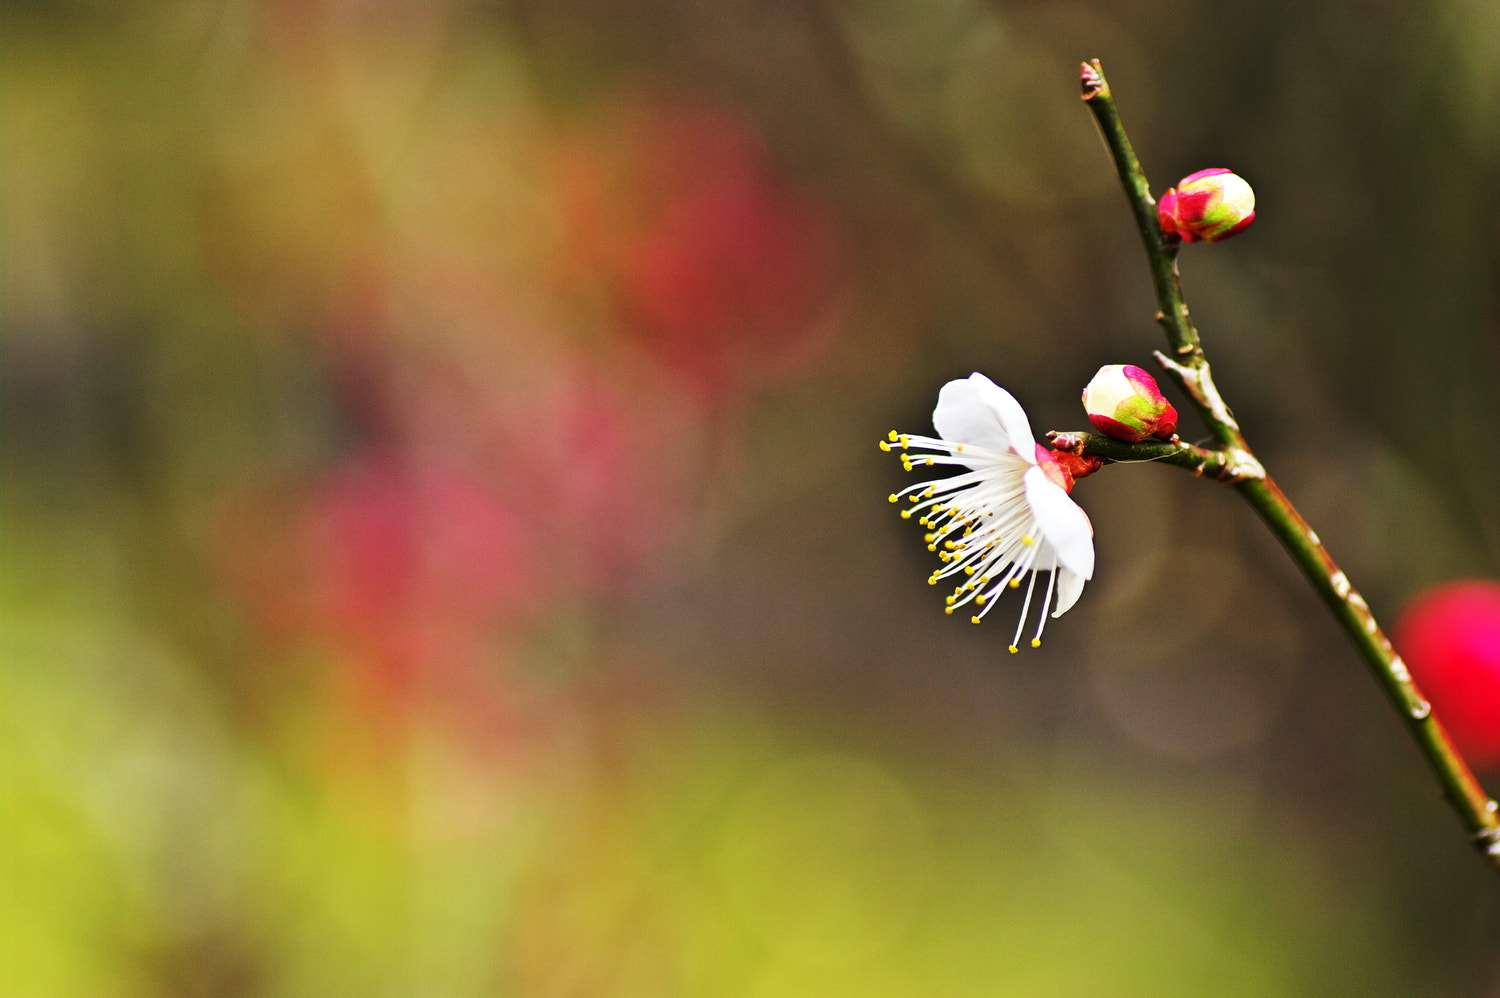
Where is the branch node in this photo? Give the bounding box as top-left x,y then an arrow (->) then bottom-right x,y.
1046,430 -> 1086,454
1474,826 -> 1500,858
1154,351 -> 1243,434
1215,448 -> 1265,482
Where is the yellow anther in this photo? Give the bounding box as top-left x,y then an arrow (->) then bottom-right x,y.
944,606 -> 954,615
971,615 -> 982,624
899,435 -> 911,449
944,541 -> 958,551
1031,638 -> 1041,648
964,566 -> 976,575
900,509 -> 913,519
955,443 -> 965,452
879,440 -> 892,452
926,544 -> 937,552
924,533 -> 936,542
887,430 -> 899,442
1009,578 -> 1021,588
925,458 -> 934,466
928,575 -> 939,585
888,493 -> 899,503
923,487 -> 935,498
975,594 -> 987,605
1022,535 -> 1035,547
1008,644 -> 1019,654
909,494 -> 920,502
945,595 -> 956,606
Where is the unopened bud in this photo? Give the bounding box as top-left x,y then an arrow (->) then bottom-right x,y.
1082,365 -> 1178,442
1158,168 -> 1255,244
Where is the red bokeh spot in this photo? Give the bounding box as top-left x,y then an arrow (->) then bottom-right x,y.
559,100 -> 847,397
298,450 -> 539,643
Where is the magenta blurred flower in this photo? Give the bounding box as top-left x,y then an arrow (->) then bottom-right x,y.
885,373 -> 1095,652
561,100 -> 848,396
297,451 -> 539,643
219,448 -> 541,709
504,361 -> 702,594
1394,580 -> 1500,769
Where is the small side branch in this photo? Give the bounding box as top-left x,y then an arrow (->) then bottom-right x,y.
1047,430 -> 1255,482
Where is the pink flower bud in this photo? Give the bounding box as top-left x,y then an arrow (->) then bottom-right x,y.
1081,364 -> 1178,442
1157,168 -> 1256,244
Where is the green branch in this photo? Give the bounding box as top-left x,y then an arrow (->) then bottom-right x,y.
1078,59 -> 1500,869
1081,61 -> 1245,457
1046,430 -> 1240,480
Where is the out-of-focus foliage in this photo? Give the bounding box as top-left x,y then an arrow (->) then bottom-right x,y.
3,0 -> 1499,994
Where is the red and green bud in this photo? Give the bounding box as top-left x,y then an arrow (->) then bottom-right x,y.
1157,168 -> 1256,244
1081,365 -> 1178,442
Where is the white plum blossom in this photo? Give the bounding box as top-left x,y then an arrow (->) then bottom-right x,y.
884,373 -> 1095,652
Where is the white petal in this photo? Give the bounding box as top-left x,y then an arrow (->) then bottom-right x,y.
1051,567 -> 1086,617
963,373 -> 1038,455
932,373 -> 1036,460
1023,466 -> 1094,580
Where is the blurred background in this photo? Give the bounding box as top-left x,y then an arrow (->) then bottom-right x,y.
4,0 -> 1500,994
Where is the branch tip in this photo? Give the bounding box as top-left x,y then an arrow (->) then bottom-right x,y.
1080,60 -> 1106,100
